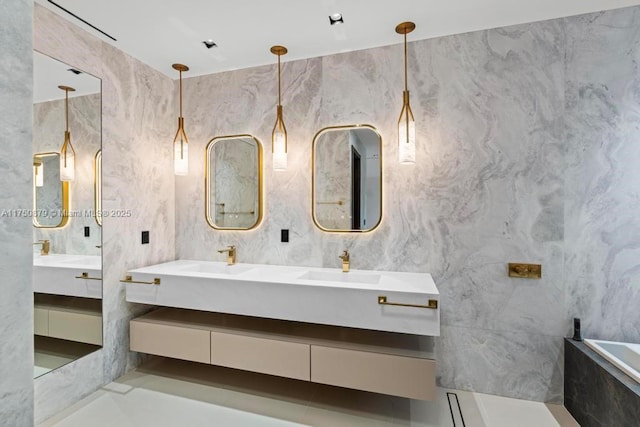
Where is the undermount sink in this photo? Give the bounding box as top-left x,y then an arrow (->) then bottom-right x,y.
33,254 -> 100,269
177,262 -> 253,275
298,270 -> 381,284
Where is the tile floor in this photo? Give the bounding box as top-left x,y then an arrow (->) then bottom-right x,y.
39,357 -> 579,427
34,336 -> 100,379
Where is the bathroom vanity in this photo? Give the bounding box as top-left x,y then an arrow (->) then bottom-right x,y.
126,260 -> 439,400
33,254 -> 103,347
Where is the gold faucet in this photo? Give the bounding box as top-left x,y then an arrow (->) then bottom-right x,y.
34,240 -> 50,256
339,250 -> 350,272
217,245 -> 236,265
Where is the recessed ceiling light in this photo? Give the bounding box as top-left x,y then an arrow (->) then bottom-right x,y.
203,40 -> 218,49
67,68 -> 82,75
329,13 -> 344,25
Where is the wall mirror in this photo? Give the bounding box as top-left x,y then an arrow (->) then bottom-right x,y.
205,135 -> 263,230
32,51 -> 102,378
312,125 -> 382,232
33,152 -> 69,228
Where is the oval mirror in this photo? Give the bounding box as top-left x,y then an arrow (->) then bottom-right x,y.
33,152 -> 69,228
205,135 -> 263,230
312,125 -> 382,232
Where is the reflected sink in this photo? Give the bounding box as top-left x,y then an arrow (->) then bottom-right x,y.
61,256 -> 101,267
177,262 -> 254,275
33,254 -> 99,268
299,270 -> 381,284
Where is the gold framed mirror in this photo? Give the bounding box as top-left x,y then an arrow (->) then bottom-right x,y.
205,134 -> 263,230
312,124 -> 382,232
33,152 -> 69,228
95,150 -> 102,226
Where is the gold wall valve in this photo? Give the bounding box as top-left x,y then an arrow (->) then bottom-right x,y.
508,263 -> 542,279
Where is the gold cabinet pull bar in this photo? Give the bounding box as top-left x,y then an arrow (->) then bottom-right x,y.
120,275 -> 161,285
75,272 -> 102,280
378,296 -> 438,309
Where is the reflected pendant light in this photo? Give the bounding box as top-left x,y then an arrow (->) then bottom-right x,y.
396,21 -> 416,164
34,160 -> 43,187
59,85 -> 76,181
270,46 -> 288,171
172,63 -> 189,176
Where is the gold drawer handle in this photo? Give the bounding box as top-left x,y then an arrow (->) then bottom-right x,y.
378,296 -> 438,310
120,275 -> 161,285
75,272 -> 102,281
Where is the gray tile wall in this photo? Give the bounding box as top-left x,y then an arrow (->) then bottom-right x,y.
0,0 -> 34,425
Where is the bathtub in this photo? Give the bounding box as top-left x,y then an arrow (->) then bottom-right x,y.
584,339 -> 640,384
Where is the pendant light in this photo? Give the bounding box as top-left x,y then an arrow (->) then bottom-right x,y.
270,46 -> 288,171
59,85 -> 76,181
396,21 -> 416,164
172,63 -> 189,176
34,160 -> 43,187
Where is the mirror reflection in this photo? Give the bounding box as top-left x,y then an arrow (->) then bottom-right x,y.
312,125 -> 382,232
32,51 -> 102,378
205,135 -> 263,230
33,152 -> 69,228
95,150 -> 102,226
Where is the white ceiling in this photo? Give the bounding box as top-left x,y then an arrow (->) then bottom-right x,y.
36,0 -> 640,79
34,52 -> 101,102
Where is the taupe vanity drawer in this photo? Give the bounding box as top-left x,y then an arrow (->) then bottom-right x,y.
34,307 -> 49,336
311,345 -> 436,400
210,331 -> 310,381
130,320 -> 210,364
49,309 -> 102,346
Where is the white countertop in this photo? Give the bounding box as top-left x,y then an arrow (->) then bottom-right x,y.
126,260 -> 440,336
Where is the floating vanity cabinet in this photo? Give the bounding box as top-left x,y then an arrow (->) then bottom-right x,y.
130,308 -> 436,400
130,309 -> 212,364
311,346 -> 435,400
34,296 -> 102,346
34,306 -> 49,336
210,331 -> 310,380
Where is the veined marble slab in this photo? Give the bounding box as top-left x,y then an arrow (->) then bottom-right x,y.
126,260 -> 439,336
34,254 -> 102,299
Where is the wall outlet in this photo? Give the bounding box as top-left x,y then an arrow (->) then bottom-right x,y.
281,229 -> 289,243
84,226 -> 90,237
141,231 -> 150,244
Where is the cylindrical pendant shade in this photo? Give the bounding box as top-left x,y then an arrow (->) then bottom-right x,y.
272,104 -> 287,171
60,150 -> 75,181
60,131 -> 76,181
174,139 -> 188,176
272,129 -> 287,171
34,162 -> 44,187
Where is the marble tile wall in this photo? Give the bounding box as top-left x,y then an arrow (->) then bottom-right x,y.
33,4 -> 176,423
564,7 -> 640,346
175,13 -> 569,402
33,94 -> 102,254
175,5 -> 640,402
0,0 -> 34,425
